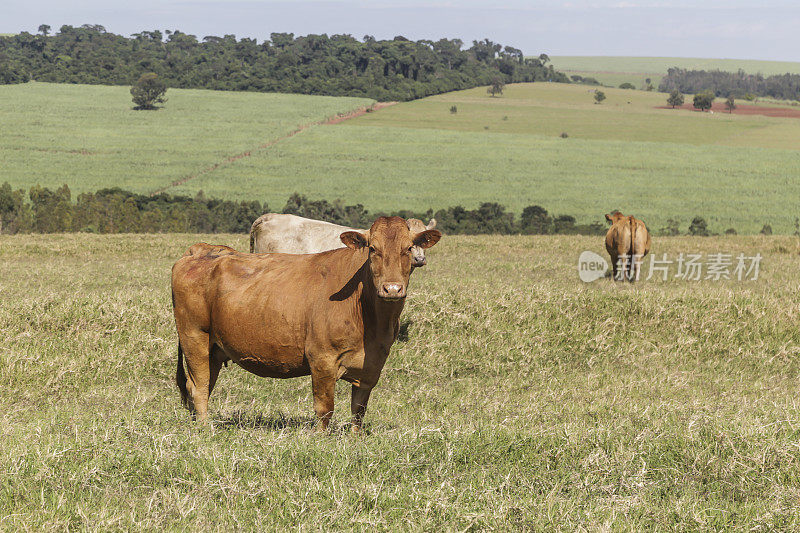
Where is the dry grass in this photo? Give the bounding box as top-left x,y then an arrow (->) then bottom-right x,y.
1,233 -> 799,530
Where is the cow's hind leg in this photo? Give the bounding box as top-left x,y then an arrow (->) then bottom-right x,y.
631,254 -> 644,282
610,253 -> 619,281
350,385 -> 373,433
177,329 -> 215,424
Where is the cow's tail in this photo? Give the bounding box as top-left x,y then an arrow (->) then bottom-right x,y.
176,342 -> 191,408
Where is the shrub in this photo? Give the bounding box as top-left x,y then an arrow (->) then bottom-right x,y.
619,82 -> 635,90
688,216 -> 709,236
450,105 -> 457,114
760,224 -> 773,235
660,219 -> 680,236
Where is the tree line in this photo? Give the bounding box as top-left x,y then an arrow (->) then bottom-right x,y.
2,183 -> 759,236
659,67 -> 800,101
0,25 -> 568,101
0,183 -> 608,236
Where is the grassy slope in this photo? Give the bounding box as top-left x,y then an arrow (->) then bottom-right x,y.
551,56 -> 800,75
1,233 -> 799,529
0,82 -> 373,194
551,56 -> 800,89
4,82 -> 800,233
182,83 -> 800,234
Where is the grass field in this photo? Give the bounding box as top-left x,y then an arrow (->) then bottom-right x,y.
4,82 -> 800,233
178,83 -> 800,234
551,56 -> 800,88
1,233 -> 799,529
0,82 -> 372,194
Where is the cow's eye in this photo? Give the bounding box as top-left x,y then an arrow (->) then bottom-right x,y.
368,246 -> 376,253
407,246 -> 413,253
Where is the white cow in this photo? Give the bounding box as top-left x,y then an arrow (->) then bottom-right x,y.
250,213 -> 437,267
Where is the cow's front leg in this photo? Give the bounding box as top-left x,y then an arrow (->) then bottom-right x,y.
350,385 -> 373,433
311,370 -> 336,432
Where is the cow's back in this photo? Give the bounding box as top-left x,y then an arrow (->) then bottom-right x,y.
605,222 -> 632,256
250,213 -> 355,254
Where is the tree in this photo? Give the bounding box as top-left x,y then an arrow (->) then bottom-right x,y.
725,94 -> 736,113
37,24 -> 51,36
660,219 -> 680,236
688,216 -> 709,236
619,82 -> 635,90
131,72 -> 167,110
593,90 -> 606,104
487,77 -> 504,97
692,90 -> 715,111
667,90 -> 684,109
520,205 -> 551,234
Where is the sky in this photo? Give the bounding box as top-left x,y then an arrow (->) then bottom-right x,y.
4,0 -> 800,61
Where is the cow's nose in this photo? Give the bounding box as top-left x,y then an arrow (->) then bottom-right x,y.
412,256 -> 426,267
381,282 -> 405,299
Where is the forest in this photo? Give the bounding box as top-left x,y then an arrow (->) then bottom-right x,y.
0,183 -> 605,236
658,67 -> 800,100
0,24 -> 567,101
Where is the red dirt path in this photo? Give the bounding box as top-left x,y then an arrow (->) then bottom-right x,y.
149,102 -> 397,196
656,102 -> 800,118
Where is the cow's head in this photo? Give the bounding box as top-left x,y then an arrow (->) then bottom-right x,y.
405,218 -> 437,267
340,216 -> 441,301
605,211 -> 626,225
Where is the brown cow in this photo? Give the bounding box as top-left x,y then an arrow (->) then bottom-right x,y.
605,212 -> 651,281
172,216 -> 441,431
250,213 -> 437,268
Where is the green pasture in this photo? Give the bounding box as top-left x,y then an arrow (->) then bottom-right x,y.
551,56 -> 800,90
561,70 -> 661,89
3,81 -> 800,233
350,83 -> 800,147
178,83 -> 800,233
0,82 -> 372,194
1,233 -> 799,529
551,55 -> 800,77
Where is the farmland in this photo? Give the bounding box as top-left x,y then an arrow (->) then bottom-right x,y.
551,56 -> 800,88
180,83 -> 800,234
1,232 -> 799,529
3,81 -> 800,233
0,82 -> 373,194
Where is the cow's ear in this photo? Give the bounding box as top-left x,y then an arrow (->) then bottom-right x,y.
412,229 -> 441,249
340,231 -> 368,250
426,218 -> 437,230
605,213 -> 612,222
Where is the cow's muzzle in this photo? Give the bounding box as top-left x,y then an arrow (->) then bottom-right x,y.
379,282 -> 406,300
411,256 -> 426,267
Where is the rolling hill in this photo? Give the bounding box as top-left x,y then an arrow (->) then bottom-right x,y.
551,56 -> 800,89
3,81 -> 800,233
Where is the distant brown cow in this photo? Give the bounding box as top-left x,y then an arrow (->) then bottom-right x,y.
250,213 -> 437,267
605,212 -> 651,281
172,216 -> 441,430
